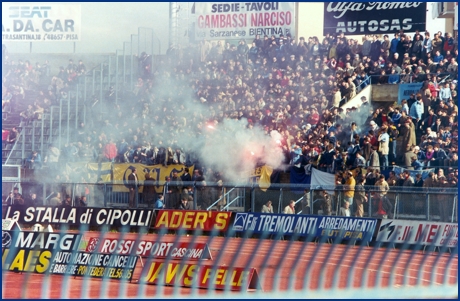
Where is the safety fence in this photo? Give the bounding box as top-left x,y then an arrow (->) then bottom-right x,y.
1,212 -> 458,298
3,180 -> 458,223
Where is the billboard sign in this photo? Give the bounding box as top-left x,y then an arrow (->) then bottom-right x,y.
376,220 -> 458,247
323,2 -> 427,35
2,3 -> 81,42
232,213 -> 377,242
194,2 -> 296,40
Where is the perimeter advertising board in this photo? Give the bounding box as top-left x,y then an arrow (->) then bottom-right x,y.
323,2 -> 426,35
2,206 -> 153,230
2,3 -> 81,42
376,220 -> 458,247
141,261 -> 261,291
2,231 -> 82,273
84,237 -> 212,260
194,2 -> 295,40
2,230 -> 137,280
232,213 -> 377,242
154,210 -> 232,232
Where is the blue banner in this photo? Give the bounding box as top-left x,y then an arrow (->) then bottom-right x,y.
231,213 -> 377,242
289,165 -> 310,192
398,83 -> 423,104
392,166 -> 435,180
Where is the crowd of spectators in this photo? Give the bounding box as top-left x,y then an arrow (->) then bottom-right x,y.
2,29 -> 458,215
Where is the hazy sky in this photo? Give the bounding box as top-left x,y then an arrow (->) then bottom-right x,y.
2,2 -> 448,54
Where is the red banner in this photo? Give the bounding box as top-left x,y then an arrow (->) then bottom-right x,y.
84,237 -> 212,260
154,210 -> 232,231
141,261 -> 261,291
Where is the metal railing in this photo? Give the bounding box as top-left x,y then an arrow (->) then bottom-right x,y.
9,180 -> 457,223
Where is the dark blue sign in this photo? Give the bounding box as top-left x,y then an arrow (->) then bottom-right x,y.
398,83 -> 423,104
232,213 -> 377,242
323,2 -> 427,35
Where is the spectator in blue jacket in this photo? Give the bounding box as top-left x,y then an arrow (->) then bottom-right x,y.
25,151 -> 42,169
411,155 -> 423,171
433,50 -> 444,63
388,69 -> 400,84
409,96 -> 424,122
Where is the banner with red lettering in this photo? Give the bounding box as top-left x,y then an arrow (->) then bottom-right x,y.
141,261 -> 261,291
154,210 -> 232,232
83,237 -> 212,260
194,2 -> 295,40
376,220 -> 458,247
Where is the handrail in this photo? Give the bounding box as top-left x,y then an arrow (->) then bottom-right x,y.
222,194 -> 243,211
207,187 -> 234,210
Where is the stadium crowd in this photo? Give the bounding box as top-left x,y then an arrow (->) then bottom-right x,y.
2,29 -> 458,218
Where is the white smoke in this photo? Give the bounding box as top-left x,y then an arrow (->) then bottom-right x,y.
197,118 -> 284,183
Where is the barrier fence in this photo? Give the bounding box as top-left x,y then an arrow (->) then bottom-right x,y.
3,180 -> 458,223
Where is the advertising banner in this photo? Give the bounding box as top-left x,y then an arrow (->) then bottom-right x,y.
397,83 -> 423,104
50,251 -> 138,281
112,163 -> 194,193
141,261 -> 261,291
323,2 -> 426,35
154,210 -> 232,232
376,220 -> 458,247
194,2 -> 295,40
2,3 -> 81,42
232,213 -> 377,242
2,231 -> 82,273
84,237 -> 212,260
2,206 -> 153,229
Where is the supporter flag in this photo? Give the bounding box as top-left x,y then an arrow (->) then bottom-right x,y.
87,162 -> 112,182
65,162 -> 112,183
289,165 -> 310,192
249,165 -> 280,191
112,163 -> 193,193
391,166 -> 434,180
310,168 -> 336,195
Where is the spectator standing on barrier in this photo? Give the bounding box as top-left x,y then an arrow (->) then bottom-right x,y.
49,192 -> 61,206
339,201 -> 351,217
377,127 -> 389,170
170,171 -> 183,208
400,170 -> 414,214
143,173 -> 156,208
44,145 -> 60,171
13,193 -> 24,205
180,167 -> 192,186
372,192 -> 393,218
262,200 -> 274,213
343,170 -> 355,207
353,177 -> 367,217
78,195 -> 88,207
25,151 -> 42,169
320,190 -> 332,216
6,127 -> 18,144
302,188 -> 311,214
176,195 -> 188,210
127,167 -> 138,208
375,174 -> 389,204
283,200 -> 296,214
25,192 -> 41,206
154,194 -> 165,209
438,176 -> 453,222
